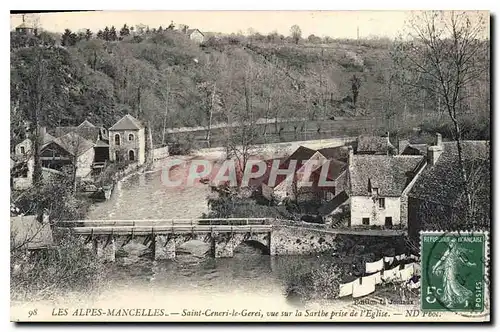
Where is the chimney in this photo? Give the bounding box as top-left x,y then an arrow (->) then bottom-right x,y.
386,131 -> 390,143
427,133 -> 443,165
347,146 -> 354,168
435,133 -> 442,147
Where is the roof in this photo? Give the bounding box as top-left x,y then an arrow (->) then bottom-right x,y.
350,155 -> 425,196
402,144 -> 427,156
11,215 -> 54,250
312,159 -> 347,182
317,146 -> 350,162
187,29 -> 203,36
109,114 -> 144,131
16,22 -> 34,30
52,132 -> 94,157
95,139 -> 110,148
55,126 -> 101,142
318,191 -> 349,216
272,146 -> 318,187
357,135 -> 395,154
42,132 -> 55,144
409,141 -> 490,206
78,120 -> 96,128
285,146 -> 317,165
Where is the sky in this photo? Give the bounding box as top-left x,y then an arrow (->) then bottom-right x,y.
9,10 -> 489,39
9,11 -> 406,39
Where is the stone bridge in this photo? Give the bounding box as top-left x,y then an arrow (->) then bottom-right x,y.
56,218 -> 273,262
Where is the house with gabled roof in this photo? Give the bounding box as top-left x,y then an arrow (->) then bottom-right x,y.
260,145 -> 349,204
407,137 -> 490,238
108,114 -> 146,165
40,132 -> 95,179
186,29 -> 205,44
348,146 -> 426,228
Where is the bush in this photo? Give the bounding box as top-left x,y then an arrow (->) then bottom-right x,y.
279,259 -> 342,301
11,232 -> 107,301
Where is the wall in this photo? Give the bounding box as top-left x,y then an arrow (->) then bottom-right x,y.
350,196 -> 401,226
76,148 -> 95,179
270,225 -> 338,255
190,31 -> 204,43
152,146 -> 169,161
15,139 -> 32,156
109,128 -> 145,165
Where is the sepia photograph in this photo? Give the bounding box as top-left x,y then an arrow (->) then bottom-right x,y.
8,9 -> 491,322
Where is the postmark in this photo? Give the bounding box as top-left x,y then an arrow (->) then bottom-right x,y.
420,231 -> 488,313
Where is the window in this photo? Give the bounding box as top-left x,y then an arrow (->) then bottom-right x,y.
115,151 -> 120,162
128,150 -> 135,161
362,218 -> 370,225
378,198 -> 385,209
20,146 -> 25,154
385,217 -> 393,228
114,134 -> 121,146
128,133 -> 134,141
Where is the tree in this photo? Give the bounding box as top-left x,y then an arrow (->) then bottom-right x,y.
103,26 -> 110,41
96,29 -> 103,40
61,29 -> 77,46
350,74 -> 362,106
119,24 -> 130,37
109,26 -> 118,41
85,29 -> 93,40
290,25 -> 302,44
393,11 -> 488,219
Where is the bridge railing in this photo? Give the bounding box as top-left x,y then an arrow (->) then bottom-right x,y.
57,218 -> 271,227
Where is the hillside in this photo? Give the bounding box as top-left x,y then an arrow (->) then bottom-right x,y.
10,28 -> 490,148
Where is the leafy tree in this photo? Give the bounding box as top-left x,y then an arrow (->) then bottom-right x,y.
103,26 -> 110,41
290,25 -> 302,44
109,26 -> 118,41
61,29 -> 77,46
96,29 -> 103,40
119,24 -> 130,37
85,29 -> 93,40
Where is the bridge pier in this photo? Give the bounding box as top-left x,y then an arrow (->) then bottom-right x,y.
94,236 -> 116,262
154,235 -> 175,260
214,233 -> 244,258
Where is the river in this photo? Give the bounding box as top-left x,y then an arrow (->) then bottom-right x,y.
12,153 -> 417,321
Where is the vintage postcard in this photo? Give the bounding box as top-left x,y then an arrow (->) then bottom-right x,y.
10,10 -> 490,322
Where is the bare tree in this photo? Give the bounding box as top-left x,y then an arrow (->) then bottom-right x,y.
393,11 -> 488,217
350,74 -> 362,107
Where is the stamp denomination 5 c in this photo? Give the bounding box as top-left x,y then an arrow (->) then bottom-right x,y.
421,231 -> 488,312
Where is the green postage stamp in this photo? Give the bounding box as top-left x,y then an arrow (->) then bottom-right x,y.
421,231 -> 489,313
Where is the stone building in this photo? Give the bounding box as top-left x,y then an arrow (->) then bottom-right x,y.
348,147 -> 426,228
108,114 -> 145,165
